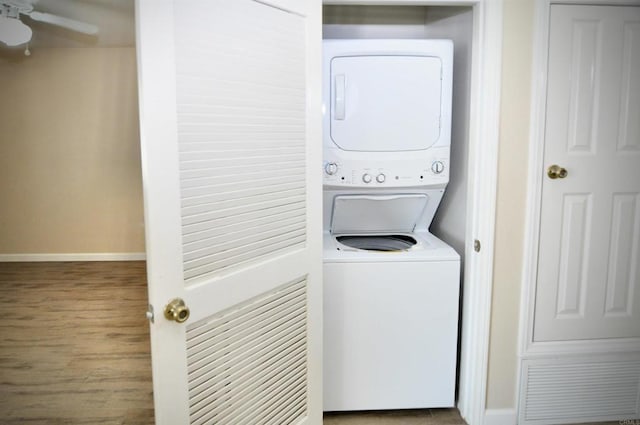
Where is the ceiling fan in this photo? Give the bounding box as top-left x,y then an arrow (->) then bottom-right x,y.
0,0 -> 98,48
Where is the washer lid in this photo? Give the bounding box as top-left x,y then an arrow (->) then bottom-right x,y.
330,55 -> 442,152
330,194 -> 429,234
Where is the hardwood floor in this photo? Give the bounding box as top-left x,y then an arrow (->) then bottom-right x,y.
0,261 -> 154,425
0,261 -> 467,425
0,261 -> 625,425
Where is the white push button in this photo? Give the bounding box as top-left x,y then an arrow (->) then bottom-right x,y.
376,173 -> 386,183
362,173 -> 372,183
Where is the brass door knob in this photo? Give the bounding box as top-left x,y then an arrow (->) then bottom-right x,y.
547,164 -> 568,179
164,298 -> 190,323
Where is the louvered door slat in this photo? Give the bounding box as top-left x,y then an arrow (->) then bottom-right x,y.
179,114 -> 305,126
181,182 -> 303,209
260,391 -> 307,425
190,339 -> 306,418
187,305 -> 305,377
184,235 -> 306,282
235,380 -> 306,425
179,96 -> 305,112
181,156 -> 304,174
181,143 -> 302,154
181,167 -> 300,185
180,147 -> 303,162
192,359 -> 306,424
180,167 -> 305,192
183,204 -> 304,236
190,346 -> 305,411
181,166 -> 304,184
184,225 -> 305,268
231,376 -> 306,425
187,291 -> 305,353
185,231 -> 305,266
187,282 -> 304,341
181,175 -> 304,200
179,106 -> 302,119
186,278 -> 308,425
184,220 -> 305,261
189,333 -> 306,414
181,190 -> 304,221
182,165 -> 302,185
183,211 -> 305,252
175,0 -> 307,283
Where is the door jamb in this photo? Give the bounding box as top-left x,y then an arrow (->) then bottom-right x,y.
456,2 -> 503,425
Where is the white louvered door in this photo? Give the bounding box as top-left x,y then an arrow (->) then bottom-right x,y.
135,1 -> 322,424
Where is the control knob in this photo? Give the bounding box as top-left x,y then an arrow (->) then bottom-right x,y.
362,173 -> 372,184
376,173 -> 386,183
431,161 -> 445,174
325,162 -> 338,175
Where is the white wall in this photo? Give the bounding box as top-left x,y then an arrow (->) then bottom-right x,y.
322,5 -> 474,263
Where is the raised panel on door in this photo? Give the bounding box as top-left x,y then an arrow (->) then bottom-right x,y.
135,1 -> 322,423
534,4 -> 640,342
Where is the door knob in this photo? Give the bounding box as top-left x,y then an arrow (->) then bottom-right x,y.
547,164 -> 568,179
164,298 -> 190,323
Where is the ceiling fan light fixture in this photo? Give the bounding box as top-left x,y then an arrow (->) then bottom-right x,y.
0,15 -> 32,46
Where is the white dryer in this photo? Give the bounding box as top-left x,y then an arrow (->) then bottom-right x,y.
322,39 -> 460,411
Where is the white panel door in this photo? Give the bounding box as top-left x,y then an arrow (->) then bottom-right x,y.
534,5 -> 640,341
135,1 -> 322,424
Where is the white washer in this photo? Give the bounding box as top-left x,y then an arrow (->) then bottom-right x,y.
322,39 -> 460,411
323,191 -> 460,411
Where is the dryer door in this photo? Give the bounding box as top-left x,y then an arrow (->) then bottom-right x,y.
329,55 -> 442,152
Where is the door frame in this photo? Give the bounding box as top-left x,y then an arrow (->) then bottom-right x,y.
518,0 -> 640,416
455,2 -> 503,425
323,1 -> 503,424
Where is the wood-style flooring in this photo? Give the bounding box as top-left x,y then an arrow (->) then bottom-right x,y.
324,409 -> 466,424
20,261 -> 628,425
0,261 -> 624,425
0,261 -> 154,425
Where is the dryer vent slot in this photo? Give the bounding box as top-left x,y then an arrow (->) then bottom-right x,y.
336,235 -> 417,252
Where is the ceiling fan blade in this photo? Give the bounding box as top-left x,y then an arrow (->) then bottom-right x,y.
27,11 -> 98,35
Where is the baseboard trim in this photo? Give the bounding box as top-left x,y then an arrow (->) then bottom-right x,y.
0,253 -> 147,262
485,408 -> 517,425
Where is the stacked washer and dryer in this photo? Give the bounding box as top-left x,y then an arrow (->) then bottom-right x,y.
322,39 -> 460,411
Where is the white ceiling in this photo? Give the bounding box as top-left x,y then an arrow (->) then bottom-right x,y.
11,0 -> 135,48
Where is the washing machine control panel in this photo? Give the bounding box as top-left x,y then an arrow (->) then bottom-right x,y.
323,147 -> 450,188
